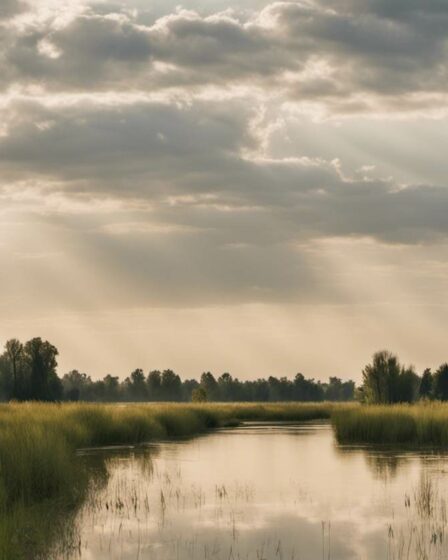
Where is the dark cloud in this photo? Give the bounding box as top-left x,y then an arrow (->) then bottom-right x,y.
325,0 -> 448,19
0,0 -> 26,20
1,99 -> 448,249
0,100 -> 253,191
3,15 -> 153,90
1,1 -> 448,112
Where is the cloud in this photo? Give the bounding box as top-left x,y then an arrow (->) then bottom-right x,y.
1,1 -> 448,115
1,13 -> 153,90
1,97 -> 448,249
1,0 -> 448,314
0,0 -> 26,20
4,1 -> 448,381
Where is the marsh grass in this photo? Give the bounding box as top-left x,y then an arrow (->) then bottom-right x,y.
0,401 -> 342,559
388,475 -> 448,560
332,402 -> 448,446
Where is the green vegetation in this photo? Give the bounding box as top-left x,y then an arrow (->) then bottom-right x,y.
360,350 -> 421,404
6,398 -> 448,557
6,343 -> 448,557
333,402 -> 448,446
358,350 -> 448,405
0,338 -> 356,403
0,401 -> 341,559
0,338 -> 61,401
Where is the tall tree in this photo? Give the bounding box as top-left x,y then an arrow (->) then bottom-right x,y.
5,339 -> 23,399
200,372 -> 219,401
125,368 -> 147,401
24,338 -> 60,401
103,374 -> 120,401
161,370 -> 182,401
361,351 -> 401,404
419,368 -> 433,400
433,364 -> 448,401
62,370 -> 92,401
398,366 -> 420,403
218,373 -> 234,401
147,370 -> 162,401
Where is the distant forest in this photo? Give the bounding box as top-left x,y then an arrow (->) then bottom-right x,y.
3,338 -> 448,404
0,337 -> 355,403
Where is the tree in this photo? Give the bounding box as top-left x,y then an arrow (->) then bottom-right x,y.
125,368 -> 147,401
398,366 -> 420,403
251,379 -> 269,401
433,364 -> 448,401
191,387 -> 207,402
90,379 -> 106,401
341,380 -> 355,401
147,370 -> 162,401
24,338 -> 60,401
326,377 -> 344,401
361,351 -> 401,404
182,378 -> 199,401
103,374 -> 120,401
160,370 -> 182,401
200,372 -> 219,401
218,373 -> 234,401
293,373 -> 324,401
48,370 -> 63,402
0,338 -> 360,403
5,339 -> 23,399
361,351 -> 423,404
268,376 -> 292,401
419,368 -> 433,400
0,353 -> 13,401
62,370 -> 93,401
293,373 -> 308,400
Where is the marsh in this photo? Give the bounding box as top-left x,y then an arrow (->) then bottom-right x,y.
53,421 -> 448,560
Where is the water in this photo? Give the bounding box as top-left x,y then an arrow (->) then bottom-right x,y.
55,422 -> 448,559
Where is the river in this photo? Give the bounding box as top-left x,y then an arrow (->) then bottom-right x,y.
54,421 -> 448,559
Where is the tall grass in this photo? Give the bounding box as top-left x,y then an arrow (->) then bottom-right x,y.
0,401 -> 341,559
0,402 -> 343,502
332,402 -> 448,446
211,402 -> 342,422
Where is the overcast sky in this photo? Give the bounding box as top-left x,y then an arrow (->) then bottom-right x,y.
1,0 -> 448,380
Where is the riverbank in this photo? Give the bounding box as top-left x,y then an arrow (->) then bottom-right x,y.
332,402 -> 448,446
0,401 -> 346,559
7,401 -> 448,558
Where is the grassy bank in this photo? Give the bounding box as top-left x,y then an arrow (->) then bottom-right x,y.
0,401 -> 342,559
332,402 -> 448,446
7,401 -> 448,558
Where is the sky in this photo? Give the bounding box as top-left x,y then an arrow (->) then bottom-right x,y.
1,0 -> 448,381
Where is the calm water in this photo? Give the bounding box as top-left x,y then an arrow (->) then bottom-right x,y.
54,422 -> 448,560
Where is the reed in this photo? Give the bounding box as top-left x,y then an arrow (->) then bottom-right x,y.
0,401 -> 343,559
332,402 -> 448,446
0,402 -> 342,507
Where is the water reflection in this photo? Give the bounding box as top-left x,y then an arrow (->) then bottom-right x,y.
336,445 -> 405,481
52,422 -> 448,560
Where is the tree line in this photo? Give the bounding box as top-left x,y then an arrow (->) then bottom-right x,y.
3,338 -> 443,405
360,350 -> 448,403
0,338 -> 62,401
0,337 -> 355,402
